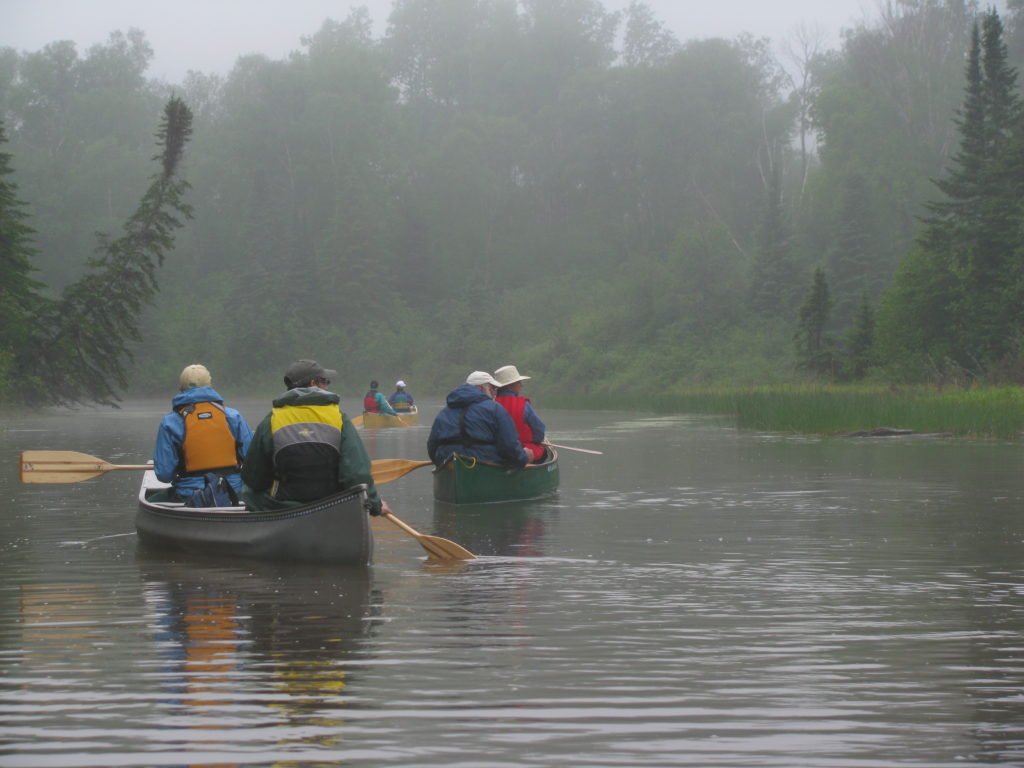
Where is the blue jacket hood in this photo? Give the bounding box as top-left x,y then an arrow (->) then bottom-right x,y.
446,383 -> 492,409
171,386 -> 224,409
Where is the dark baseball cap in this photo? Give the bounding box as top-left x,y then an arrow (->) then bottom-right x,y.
284,359 -> 338,388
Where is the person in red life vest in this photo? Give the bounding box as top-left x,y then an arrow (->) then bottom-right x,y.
363,379 -> 398,416
151,364 -> 253,502
493,364 -> 547,463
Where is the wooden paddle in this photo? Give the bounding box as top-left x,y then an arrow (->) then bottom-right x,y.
544,441 -> 604,456
351,414 -> 364,428
382,511 -> 476,561
370,458 -> 433,485
20,450 -> 152,484
21,450 -> 431,487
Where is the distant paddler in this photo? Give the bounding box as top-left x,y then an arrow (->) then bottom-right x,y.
388,379 -> 416,413
363,379 -> 399,417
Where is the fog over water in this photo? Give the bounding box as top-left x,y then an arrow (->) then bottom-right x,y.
4,0 -> 883,82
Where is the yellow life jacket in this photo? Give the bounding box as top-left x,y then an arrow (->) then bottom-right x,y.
269,403 -> 344,502
179,401 -> 239,474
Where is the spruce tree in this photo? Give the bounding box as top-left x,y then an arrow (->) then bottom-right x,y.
918,11 -> 1024,370
0,121 -> 46,400
12,98 -> 194,407
794,266 -> 834,376
828,173 -> 875,329
844,292 -> 876,380
750,159 -> 793,316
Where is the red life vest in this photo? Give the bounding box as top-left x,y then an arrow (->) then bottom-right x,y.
496,394 -> 544,461
178,401 -> 239,474
363,392 -> 379,412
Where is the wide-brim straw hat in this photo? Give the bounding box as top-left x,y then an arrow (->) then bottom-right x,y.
493,365 -> 530,387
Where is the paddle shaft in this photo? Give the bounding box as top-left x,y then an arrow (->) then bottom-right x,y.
544,441 -> 603,455
370,458 -> 433,485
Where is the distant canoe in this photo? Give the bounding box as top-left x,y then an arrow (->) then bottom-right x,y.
432,449 -> 559,504
362,406 -> 418,428
136,471 -> 373,565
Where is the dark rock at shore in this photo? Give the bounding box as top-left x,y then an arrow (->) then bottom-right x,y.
844,427 -> 953,438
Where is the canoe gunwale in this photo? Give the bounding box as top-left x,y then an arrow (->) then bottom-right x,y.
138,484 -> 371,524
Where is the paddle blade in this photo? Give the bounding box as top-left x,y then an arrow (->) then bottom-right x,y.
382,511 -> 476,561
416,533 -> 477,562
19,450 -> 150,484
371,459 -> 433,485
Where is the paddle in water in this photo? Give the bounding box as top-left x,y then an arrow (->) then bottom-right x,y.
381,510 -> 476,561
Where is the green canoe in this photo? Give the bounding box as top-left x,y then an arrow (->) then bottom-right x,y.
432,450 -> 559,504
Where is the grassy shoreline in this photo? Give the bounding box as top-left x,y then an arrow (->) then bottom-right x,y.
546,385 -> 1024,440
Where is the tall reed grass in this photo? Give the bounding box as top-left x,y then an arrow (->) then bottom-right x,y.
546,385 -> 1024,439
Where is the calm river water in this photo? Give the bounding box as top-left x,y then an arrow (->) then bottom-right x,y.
1,399 -> 1023,767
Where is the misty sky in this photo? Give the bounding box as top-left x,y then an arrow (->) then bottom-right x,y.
1,0 -> 885,82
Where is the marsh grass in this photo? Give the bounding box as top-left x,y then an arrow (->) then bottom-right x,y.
547,385 -> 1024,439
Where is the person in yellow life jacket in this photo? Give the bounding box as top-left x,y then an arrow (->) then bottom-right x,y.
241,359 -> 391,516
152,364 -> 254,502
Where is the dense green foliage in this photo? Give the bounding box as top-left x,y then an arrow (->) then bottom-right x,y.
0,120 -> 43,395
0,99 -> 192,406
878,9 -> 1024,382
1,1 -> 1023,406
548,384 -> 1024,439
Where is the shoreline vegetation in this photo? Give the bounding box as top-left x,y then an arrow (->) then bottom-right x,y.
4,385 -> 1023,442
546,385 -> 1024,441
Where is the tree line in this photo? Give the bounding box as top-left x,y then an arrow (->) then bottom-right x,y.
1,0 -> 1023,407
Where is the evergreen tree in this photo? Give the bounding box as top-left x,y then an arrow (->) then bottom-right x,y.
749,158 -> 793,316
828,172 -> 876,328
794,265 -> 834,376
0,120 -> 46,400
843,292 -> 876,380
12,98 -> 194,407
915,10 -> 1024,371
